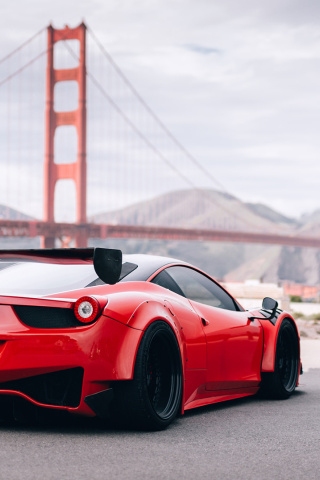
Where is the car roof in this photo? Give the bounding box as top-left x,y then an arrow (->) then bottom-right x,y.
122,254 -> 188,282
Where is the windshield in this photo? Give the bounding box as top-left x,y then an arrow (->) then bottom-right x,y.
0,261 -> 137,296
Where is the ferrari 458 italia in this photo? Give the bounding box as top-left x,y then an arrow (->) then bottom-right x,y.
0,248 -> 301,430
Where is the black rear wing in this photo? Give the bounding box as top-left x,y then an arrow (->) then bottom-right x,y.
0,248 -> 122,285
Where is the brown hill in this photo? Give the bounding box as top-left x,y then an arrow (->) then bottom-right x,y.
0,204 -> 34,221
92,189 -> 320,284
92,189 -> 295,233
0,204 -> 38,249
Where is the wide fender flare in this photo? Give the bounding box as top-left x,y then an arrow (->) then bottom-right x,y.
127,300 -> 187,407
260,313 -> 300,372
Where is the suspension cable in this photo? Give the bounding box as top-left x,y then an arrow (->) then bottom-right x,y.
87,25 -> 227,194
63,41 -> 199,189
0,27 -> 46,66
0,49 -> 48,88
63,40 -> 265,230
0,27 -> 76,89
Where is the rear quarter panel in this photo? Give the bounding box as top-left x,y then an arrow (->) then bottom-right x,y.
101,282 -> 208,412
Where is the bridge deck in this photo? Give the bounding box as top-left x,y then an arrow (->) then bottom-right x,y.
0,220 -> 319,248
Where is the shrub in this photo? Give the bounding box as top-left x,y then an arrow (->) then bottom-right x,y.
290,295 -> 302,303
299,330 -> 308,337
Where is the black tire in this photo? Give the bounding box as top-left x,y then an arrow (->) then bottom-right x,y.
260,318 -> 299,399
111,321 -> 183,430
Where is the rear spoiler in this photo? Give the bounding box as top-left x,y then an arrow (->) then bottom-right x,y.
0,248 -> 122,285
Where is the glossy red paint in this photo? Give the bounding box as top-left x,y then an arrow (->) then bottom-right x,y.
257,311 -> 301,376
0,300 -> 143,415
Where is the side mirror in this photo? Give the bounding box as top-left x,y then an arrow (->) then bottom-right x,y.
262,297 -> 278,312
248,297 -> 279,325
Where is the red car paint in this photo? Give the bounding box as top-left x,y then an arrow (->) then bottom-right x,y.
0,250 -> 301,419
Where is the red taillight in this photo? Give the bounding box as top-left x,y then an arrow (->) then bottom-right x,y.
74,296 -> 101,324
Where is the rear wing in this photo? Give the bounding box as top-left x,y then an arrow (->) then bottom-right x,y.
0,248 -> 122,285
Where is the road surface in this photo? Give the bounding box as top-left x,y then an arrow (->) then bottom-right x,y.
0,340 -> 319,480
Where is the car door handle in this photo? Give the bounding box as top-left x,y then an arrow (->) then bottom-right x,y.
201,318 -> 210,326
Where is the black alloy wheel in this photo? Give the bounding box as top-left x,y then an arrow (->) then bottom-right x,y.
260,318 -> 300,399
111,321 -> 183,430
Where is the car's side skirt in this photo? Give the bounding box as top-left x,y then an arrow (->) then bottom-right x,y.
183,386 -> 259,412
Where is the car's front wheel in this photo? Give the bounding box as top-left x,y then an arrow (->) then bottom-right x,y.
112,321 -> 183,430
261,318 -> 300,399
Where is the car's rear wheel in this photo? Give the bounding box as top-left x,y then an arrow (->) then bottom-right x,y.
111,321 -> 183,430
261,318 -> 300,399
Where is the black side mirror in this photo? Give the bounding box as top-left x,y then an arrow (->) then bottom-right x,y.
248,297 -> 279,325
262,297 -> 278,312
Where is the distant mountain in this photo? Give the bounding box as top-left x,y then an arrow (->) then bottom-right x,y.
2,191 -> 320,284
245,202 -> 298,226
0,204 -> 34,221
0,204 -> 39,248
92,189 -> 295,233
299,209 -> 320,225
92,189 -> 320,285
296,209 -> 320,237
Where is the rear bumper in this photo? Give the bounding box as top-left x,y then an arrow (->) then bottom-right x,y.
0,305 -> 143,416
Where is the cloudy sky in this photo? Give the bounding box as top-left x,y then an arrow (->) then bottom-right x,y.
1,0 -> 320,220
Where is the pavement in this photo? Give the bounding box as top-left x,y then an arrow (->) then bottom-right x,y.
300,338 -> 320,371
0,369 -> 319,480
0,336 -> 318,480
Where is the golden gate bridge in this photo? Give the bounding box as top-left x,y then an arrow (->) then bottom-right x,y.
0,22 -> 319,249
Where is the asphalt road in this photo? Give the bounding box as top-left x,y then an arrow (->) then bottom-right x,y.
0,369 -> 319,480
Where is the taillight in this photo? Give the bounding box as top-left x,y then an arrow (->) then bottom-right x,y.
74,296 -> 101,324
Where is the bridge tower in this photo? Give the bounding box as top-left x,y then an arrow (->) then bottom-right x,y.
42,23 -> 87,248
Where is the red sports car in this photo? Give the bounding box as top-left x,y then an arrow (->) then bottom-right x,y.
0,248 -> 301,430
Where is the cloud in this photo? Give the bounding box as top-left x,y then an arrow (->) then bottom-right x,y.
182,44 -> 222,55
1,0 -> 320,218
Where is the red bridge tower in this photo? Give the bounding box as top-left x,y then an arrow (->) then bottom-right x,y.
42,23 -> 87,248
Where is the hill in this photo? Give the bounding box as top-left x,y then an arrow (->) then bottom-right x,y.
92,189 -> 296,233
2,191 -> 320,284
92,188 -> 320,284
0,204 -> 34,221
0,204 -> 38,249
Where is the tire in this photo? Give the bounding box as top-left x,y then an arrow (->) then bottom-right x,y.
111,321 -> 183,430
260,318 -> 300,399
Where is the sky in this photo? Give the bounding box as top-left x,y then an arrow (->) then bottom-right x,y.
1,0 -> 320,220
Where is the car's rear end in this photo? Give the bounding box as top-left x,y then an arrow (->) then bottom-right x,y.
0,248 -> 142,420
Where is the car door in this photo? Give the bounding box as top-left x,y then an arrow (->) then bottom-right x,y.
162,266 -> 264,393
150,267 -> 207,371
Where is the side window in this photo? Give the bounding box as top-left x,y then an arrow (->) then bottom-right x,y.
163,266 -> 240,311
151,269 -> 185,297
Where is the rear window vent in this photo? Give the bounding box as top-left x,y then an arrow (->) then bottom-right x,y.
13,305 -> 79,329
